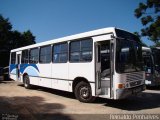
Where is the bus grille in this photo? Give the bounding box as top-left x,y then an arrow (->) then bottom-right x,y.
130,80 -> 142,87
126,72 -> 143,82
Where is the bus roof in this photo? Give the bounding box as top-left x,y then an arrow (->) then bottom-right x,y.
11,27 -> 124,52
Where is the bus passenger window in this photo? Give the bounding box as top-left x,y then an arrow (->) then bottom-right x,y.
11,52 -> 16,64
53,42 -> 68,63
40,45 -> 51,63
70,41 -> 80,62
70,39 -> 93,62
21,50 -> 29,64
29,48 -> 39,63
81,39 -> 92,62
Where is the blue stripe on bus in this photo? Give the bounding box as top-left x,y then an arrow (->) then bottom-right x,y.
20,64 -> 39,73
10,64 -> 17,72
10,64 -> 39,75
20,64 -> 39,77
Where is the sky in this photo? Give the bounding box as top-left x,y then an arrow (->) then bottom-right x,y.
0,0 -> 154,46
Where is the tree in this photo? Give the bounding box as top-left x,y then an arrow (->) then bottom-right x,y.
22,30 -> 36,46
0,15 -> 12,51
8,30 -> 36,50
134,0 -> 160,46
0,14 -> 36,67
133,32 -> 148,46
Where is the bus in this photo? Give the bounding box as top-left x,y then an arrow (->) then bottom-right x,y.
152,47 -> 160,81
9,27 -> 145,102
142,47 -> 154,85
143,47 -> 160,86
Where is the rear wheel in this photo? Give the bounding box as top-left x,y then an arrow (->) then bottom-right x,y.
74,81 -> 95,103
24,75 -> 31,89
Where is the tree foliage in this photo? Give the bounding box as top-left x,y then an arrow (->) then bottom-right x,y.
134,0 -> 160,45
0,14 -> 36,67
134,32 -> 148,47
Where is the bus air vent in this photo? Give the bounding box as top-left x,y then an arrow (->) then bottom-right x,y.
126,72 -> 143,82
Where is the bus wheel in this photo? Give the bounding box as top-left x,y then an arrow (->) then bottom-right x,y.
75,81 -> 95,103
24,75 -> 31,89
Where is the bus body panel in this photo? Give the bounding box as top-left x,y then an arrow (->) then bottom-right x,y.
10,64 -> 17,80
52,63 -> 68,80
29,76 -> 39,86
10,74 -> 16,80
38,64 -> 52,78
38,64 -> 52,88
68,62 -> 94,82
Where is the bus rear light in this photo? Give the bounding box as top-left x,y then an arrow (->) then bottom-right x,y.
118,83 -> 124,89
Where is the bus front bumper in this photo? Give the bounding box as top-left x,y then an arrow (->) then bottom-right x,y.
116,85 -> 146,99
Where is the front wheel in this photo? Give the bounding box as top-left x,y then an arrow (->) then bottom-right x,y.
74,81 -> 95,103
24,75 -> 31,89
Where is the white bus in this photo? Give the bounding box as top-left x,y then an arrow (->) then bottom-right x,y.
9,27 -> 145,102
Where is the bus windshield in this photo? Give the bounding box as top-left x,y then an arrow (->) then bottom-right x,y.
115,30 -> 143,73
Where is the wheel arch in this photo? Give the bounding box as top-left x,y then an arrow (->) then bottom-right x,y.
72,77 -> 90,92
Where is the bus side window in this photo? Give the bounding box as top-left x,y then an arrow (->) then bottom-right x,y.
70,38 -> 93,62
11,52 -> 16,64
21,50 -> 29,64
70,41 -> 80,62
29,48 -> 39,64
39,45 -> 51,63
81,39 -> 92,62
53,42 -> 68,63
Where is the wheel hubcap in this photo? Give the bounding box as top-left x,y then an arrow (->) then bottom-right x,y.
80,86 -> 89,99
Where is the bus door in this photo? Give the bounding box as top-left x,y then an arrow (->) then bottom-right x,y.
16,52 -> 21,81
94,35 -> 114,98
95,43 -> 101,95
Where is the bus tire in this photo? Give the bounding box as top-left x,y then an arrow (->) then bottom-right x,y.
24,75 -> 31,89
74,81 -> 95,103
